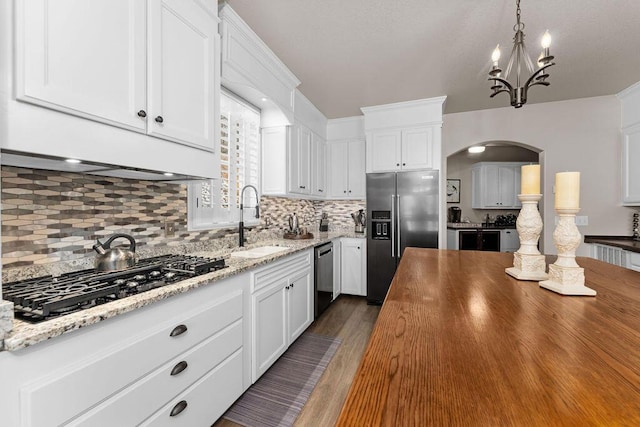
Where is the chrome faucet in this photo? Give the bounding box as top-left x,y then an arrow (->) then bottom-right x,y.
239,184 -> 260,247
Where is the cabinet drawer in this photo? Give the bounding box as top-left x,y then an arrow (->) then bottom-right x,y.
69,320 -> 243,426
21,290 -> 243,427
251,250 -> 311,292
141,349 -> 244,426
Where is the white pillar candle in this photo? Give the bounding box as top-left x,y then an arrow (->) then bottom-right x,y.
521,164 -> 540,195
555,172 -> 580,209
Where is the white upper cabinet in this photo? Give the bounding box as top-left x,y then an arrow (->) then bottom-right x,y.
618,81 -> 640,206
472,162 -> 526,209
147,0 -> 216,149
368,126 -> 435,172
17,0 -> 216,150
4,0 -> 219,178
327,117 -> 367,200
288,124 -> 312,195
362,97 -> 445,173
311,134 -> 327,197
17,0 -> 147,132
327,139 -> 365,199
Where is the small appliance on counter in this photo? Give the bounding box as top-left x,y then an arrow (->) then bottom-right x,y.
352,209 -> 366,233
448,206 -> 462,223
319,212 -> 329,232
634,212 -> 639,240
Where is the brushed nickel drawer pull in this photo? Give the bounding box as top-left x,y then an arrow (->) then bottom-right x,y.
170,361 -> 188,376
170,400 -> 187,417
170,324 -> 188,337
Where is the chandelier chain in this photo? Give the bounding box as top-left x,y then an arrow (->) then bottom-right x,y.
514,0 -> 525,31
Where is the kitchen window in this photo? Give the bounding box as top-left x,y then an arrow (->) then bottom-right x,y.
188,91 -> 261,230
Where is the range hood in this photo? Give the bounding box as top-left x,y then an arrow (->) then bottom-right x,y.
0,151 -> 211,182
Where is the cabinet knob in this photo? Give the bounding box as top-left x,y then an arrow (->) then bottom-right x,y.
291,283 -> 295,288
403,163 -> 406,166
170,400 -> 188,417
319,189 -> 323,192
286,286 -> 290,290
137,110 -> 147,118
170,361 -> 188,376
169,324 -> 188,337
299,185 -> 306,189
396,163 -> 400,166
357,246 -> 360,249
155,115 -> 164,123
344,190 -> 347,193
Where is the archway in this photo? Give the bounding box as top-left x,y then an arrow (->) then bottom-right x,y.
445,140 -> 545,252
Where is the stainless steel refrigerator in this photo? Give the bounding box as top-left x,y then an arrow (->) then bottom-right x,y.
366,170 -> 439,304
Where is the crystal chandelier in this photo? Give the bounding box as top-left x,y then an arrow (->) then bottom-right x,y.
488,0 -> 555,108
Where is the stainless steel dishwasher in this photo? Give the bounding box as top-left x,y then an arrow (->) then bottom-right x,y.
314,241 -> 334,318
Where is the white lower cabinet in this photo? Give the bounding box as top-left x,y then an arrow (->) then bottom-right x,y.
500,229 -> 520,253
340,238 -> 367,296
141,350 -> 244,426
251,250 -> 313,382
0,273 -> 251,427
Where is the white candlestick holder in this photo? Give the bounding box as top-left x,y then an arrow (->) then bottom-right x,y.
539,208 -> 596,296
506,194 -> 548,281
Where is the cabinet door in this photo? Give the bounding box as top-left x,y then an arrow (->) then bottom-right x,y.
369,131 -> 401,172
287,269 -> 313,343
341,239 -> 365,296
401,127 -> 433,170
622,127 -> 640,205
471,166 -> 482,209
347,140 -> 366,198
483,165 -> 502,207
311,135 -> 326,197
17,0 -> 146,131
252,282 -> 288,380
498,166 -> 517,208
328,142 -> 349,198
500,229 -> 520,253
148,0 -> 216,150
288,125 -> 311,195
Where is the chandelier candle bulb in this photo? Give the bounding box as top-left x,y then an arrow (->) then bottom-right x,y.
521,164 -> 540,194
555,172 -> 580,209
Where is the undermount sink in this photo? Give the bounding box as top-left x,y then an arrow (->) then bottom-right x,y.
230,245 -> 289,259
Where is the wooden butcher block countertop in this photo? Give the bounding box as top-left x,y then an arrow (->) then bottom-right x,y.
336,248 -> 640,426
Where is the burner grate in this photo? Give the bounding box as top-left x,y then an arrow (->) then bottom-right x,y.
3,254 -> 227,322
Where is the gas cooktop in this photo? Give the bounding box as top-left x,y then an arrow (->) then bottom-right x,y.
2,254 -> 227,323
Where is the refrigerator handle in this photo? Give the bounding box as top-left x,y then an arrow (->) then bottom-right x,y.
391,195 -> 395,257
397,195 -> 401,257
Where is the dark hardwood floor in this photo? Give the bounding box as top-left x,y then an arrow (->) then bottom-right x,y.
213,295 -> 380,427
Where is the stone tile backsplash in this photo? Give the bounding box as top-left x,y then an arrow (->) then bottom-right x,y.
1,166 -> 365,269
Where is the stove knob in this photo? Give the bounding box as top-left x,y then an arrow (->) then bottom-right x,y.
114,279 -> 126,286
164,272 -> 176,281
149,271 -> 161,278
127,281 -> 139,289
134,275 -> 146,282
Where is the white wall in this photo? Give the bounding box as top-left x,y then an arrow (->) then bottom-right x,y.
443,95 -> 629,256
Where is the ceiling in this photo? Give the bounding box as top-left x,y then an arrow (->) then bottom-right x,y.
225,0 -> 640,118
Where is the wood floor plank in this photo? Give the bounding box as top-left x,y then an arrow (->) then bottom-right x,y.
213,295 -> 380,427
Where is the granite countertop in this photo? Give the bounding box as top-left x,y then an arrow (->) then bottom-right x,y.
446,222 -> 516,230
584,235 -> 640,253
2,231 -> 365,352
